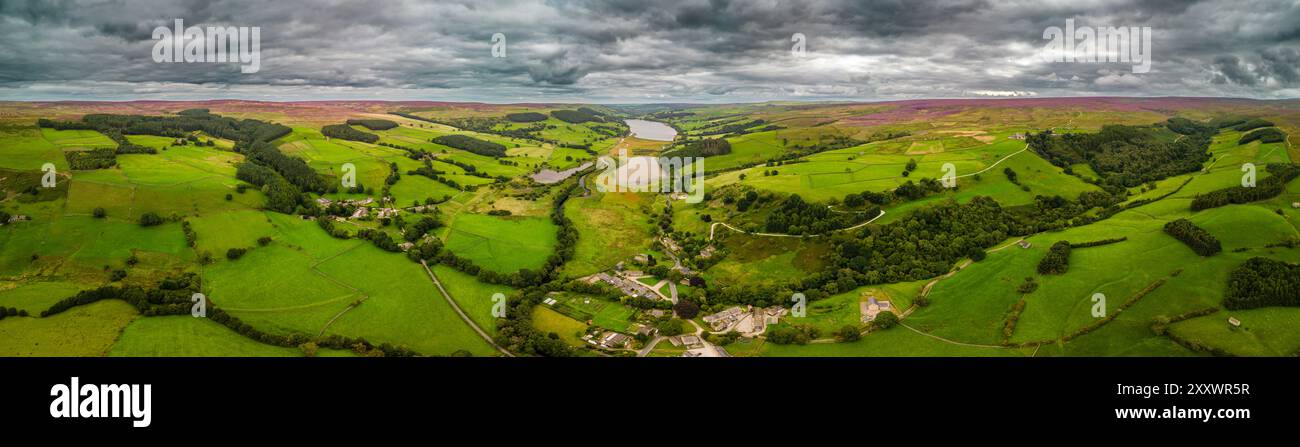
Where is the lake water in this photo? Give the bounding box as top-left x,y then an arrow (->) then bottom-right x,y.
530,161 -> 593,184
625,119 -> 677,141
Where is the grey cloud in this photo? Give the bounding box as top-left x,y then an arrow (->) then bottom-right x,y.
0,0 -> 1298,101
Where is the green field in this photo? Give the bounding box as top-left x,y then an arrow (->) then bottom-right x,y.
444,213 -> 558,274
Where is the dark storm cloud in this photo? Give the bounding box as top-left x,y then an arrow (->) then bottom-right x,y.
0,0 -> 1298,101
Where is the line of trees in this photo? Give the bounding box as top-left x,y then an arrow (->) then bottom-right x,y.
1191,164 -> 1300,211
1037,241 -> 1071,275
1069,237 -> 1127,249
1163,218 -> 1222,256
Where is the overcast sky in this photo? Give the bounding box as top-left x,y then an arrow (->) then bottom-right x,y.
1,0 -> 1298,103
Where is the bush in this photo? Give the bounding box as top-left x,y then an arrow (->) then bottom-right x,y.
92,207 -> 106,218
138,212 -> 164,227
226,247 -> 248,260
257,236 -> 273,246
835,325 -> 861,342
872,312 -> 899,330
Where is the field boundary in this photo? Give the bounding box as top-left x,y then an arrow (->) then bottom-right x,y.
419,260 -> 514,357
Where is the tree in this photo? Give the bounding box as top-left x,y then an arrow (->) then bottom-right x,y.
835,325 -> 861,342
872,312 -> 898,330
138,212 -> 164,227
92,207 -> 106,218
656,318 -> 687,336
673,300 -> 701,319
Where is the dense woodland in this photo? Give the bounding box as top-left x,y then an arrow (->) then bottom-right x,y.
1026,121 -> 1213,187
345,118 -> 398,130
763,194 -> 866,235
505,112 -> 547,123
550,109 -> 601,124
432,134 -> 508,157
321,123 -> 380,143
1239,127 -> 1287,145
1224,257 -> 1300,310
669,138 -> 731,158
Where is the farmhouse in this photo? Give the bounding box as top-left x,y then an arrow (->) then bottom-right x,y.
587,272 -> 659,300
634,324 -> 658,337
1017,240 -> 1032,249
860,297 -> 894,323
699,246 -> 716,258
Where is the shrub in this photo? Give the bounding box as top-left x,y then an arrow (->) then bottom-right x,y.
835,325 -> 861,342
226,247 -> 248,260
872,312 -> 898,330
138,212 -> 164,227
92,207 -> 106,218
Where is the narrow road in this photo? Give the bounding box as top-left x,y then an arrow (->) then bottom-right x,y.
420,260 -> 514,357
637,336 -> 664,357
898,322 -> 1009,349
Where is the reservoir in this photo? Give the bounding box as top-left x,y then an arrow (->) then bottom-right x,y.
625,119 -> 677,141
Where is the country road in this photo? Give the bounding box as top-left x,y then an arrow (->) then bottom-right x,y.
420,260 -> 514,357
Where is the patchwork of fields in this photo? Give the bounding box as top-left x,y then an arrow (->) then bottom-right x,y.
1,98 -> 1298,357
